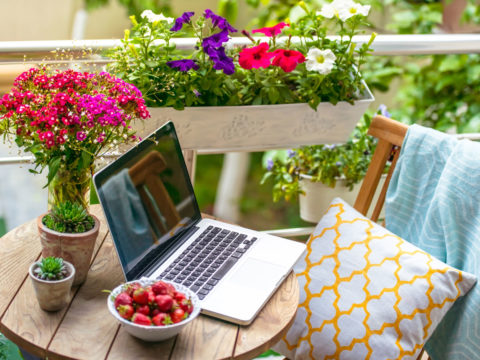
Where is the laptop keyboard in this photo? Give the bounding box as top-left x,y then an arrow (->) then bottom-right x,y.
158,225 -> 257,300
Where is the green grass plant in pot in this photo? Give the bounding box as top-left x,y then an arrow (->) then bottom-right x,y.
0,67 -> 150,285
262,110 -> 388,222
29,256 -> 75,311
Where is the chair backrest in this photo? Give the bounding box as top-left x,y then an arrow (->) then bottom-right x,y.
352,115 -> 433,360
353,115 -> 408,221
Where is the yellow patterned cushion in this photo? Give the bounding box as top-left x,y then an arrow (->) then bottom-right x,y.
273,198 -> 477,360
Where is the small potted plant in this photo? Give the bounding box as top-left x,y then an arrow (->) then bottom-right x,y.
0,67 -> 150,284
29,256 -> 75,312
38,201 -> 98,286
262,111 -> 388,222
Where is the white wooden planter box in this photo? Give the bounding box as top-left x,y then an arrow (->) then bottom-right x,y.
299,173 -> 386,223
136,87 -> 374,153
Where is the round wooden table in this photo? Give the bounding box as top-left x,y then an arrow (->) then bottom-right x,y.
0,205 -> 299,360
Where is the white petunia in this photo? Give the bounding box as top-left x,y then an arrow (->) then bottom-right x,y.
337,0 -> 370,22
317,3 -> 335,19
306,48 -> 336,75
140,10 -> 174,24
317,0 -> 370,22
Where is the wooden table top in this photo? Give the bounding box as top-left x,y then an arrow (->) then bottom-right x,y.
0,205 -> 299,360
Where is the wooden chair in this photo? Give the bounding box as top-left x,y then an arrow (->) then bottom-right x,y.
352,114 -> 429,360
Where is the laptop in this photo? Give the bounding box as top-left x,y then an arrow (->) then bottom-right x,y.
93,121 -> 306,325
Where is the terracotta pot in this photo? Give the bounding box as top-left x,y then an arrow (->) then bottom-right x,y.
37,214 -> 100,286
29,260 -> 75,311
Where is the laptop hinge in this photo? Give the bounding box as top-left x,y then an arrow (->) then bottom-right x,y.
139,224 -> 201,279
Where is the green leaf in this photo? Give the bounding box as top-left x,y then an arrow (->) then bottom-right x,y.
252,95 -> 263,105
267,87 -> 280,103
78,151 -> 92,171
438,56 -> 466,72
46,157 -> 61,187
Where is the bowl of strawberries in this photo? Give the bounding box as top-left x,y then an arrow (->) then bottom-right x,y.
107,279 -> 201,342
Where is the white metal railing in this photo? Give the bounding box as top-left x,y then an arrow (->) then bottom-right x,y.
0,34 -> 479,62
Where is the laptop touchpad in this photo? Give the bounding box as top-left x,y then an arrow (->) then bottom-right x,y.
228,258 -> 284,290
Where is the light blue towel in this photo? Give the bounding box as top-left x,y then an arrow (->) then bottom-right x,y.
385,124 -> 480,360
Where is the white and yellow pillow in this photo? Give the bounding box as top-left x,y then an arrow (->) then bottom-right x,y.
273,198 -> 476,360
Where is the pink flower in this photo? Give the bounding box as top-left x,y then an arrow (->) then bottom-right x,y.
252,22 -> 289,37
76,131 -> 87,141
238,42 -> 274,69
272,49 -> 305,72
45,138 -> 55,148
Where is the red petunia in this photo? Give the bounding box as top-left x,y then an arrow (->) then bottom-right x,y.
252,22 -> 289,37
272,49 -> 305,72
238,42 -> 274,70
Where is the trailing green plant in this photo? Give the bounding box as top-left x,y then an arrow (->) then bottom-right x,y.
33,257 -> 69,281
43,201 -> 95,234
261,109 -> 385,202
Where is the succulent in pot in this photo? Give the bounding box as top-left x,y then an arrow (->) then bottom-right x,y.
29,256 -> 75,312
43,201 -> 95,234
38,201 -> 100,286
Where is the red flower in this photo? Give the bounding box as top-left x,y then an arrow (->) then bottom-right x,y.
238,42 -> 274,70
272,49 -> 305,72
252,22 -> 289,37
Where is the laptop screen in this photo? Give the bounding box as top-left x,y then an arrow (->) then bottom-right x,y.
94,121 -> 201,280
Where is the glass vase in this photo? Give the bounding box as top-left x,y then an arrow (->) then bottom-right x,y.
48,168 -> 91,210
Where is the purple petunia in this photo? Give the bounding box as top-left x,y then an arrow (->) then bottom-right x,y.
204,9 -> 237,33
287,149 -> 296,158
202,29 -> 229,49
207,46 -> 235,75
170,11 -> 195,32
266,159 -> 274,171
378,104 -> 391,118
166,59 -> 199,72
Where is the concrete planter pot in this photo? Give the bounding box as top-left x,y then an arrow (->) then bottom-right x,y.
137,84 -> 374,152
37,214 -> 100,286
299,174 -> 386,223
29,260 -> 75,312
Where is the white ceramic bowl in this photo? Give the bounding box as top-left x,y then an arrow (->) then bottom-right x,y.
107,279 -> 201,342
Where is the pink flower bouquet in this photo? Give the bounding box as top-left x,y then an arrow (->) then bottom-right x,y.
0,67 -> 150,209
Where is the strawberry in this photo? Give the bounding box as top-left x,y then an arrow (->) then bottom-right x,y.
179,298 -> 194,314
174,291 -> 186,302
133,287 -> 149,305
124,282 -> 141,297
171,308 -> 187,324
151,308 -> 160,317
171,299 -> 180,311
165,283 -> 176,297
132,313 -> 152,326
114,292 -> 133,309
151,281 -> 170,295
152,313 -> 173,326
147,289 -> 156,305
117,304 -> 134,320
155,294 -> 173,312
137,304 -> 150,316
